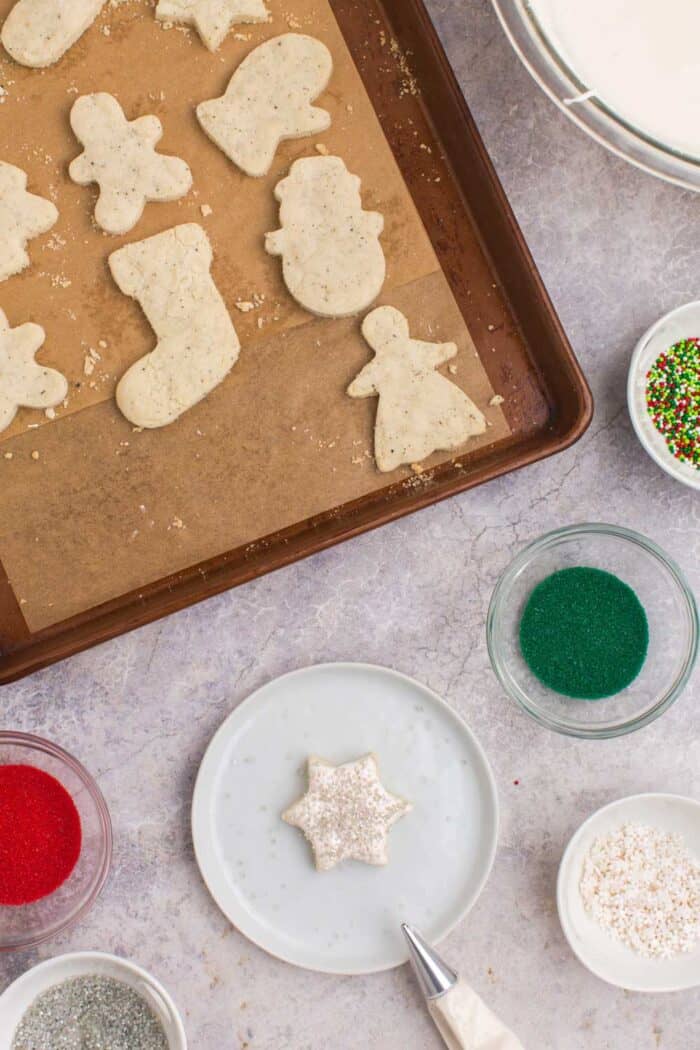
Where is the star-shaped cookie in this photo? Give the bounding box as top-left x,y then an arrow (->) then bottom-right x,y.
155,0 -> 268,52
0,162 -> 58,282
282,753 -> 412,872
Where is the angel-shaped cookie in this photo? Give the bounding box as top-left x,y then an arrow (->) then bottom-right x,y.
348,306 -> 487,472
0,309 -> 68,432
2,0 -> 104,68
69,93 -> 192,235
266,156 -> 385,317
197,34 -> 332,177
156,0 -> 268,51
0,162 -> 58,282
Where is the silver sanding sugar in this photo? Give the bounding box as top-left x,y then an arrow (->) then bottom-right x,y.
11,975 -> 169,1050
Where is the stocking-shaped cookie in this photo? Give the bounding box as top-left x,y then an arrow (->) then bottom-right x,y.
0,162 -> 58,282
109,224 -> 240,428
0,309 -> 68,432
2,0 -> 104,67
348,306 -> 487,472
197,34 -> 332,177
156,0 -> 267,51
266,156 -> 385,318
69,93 -> 192,235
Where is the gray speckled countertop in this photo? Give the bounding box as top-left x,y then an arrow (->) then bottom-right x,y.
2,1 -> 700,1047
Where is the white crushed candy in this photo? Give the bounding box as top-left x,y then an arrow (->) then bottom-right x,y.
282,753 -> 411,871
580,822 -> 700,958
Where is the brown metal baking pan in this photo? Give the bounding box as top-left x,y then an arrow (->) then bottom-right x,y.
0,0 -> 592,684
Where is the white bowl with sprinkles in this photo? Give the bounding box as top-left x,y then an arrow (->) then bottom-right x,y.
628,301 -> 700,490
0,951 -> 187,1050
557,793 -> 700,991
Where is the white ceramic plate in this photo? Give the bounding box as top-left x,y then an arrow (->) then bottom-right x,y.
627,301 -> 700,490
558,793 -> 700,992
192,663 -> 498,974
0,952 -> 187,1049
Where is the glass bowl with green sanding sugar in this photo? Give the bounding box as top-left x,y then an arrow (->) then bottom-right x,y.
487,524 -> 698,738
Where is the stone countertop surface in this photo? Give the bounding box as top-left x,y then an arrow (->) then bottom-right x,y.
2,1 -> 700,1047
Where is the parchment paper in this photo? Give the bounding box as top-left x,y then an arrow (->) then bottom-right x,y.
0,0 -> 509,631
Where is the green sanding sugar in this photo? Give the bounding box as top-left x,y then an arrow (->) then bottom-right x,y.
519,566 -> 649,700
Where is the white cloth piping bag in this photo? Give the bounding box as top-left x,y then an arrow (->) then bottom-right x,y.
402,924 -> 525,1050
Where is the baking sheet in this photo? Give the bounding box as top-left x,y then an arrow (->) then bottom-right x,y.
0,0 -> 509,631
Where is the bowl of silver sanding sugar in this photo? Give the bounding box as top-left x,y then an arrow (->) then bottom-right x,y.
0,951 -> 187,1050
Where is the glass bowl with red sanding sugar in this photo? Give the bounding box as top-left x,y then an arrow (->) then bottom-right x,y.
0,732 -> 112,951
487,524 -> 698,739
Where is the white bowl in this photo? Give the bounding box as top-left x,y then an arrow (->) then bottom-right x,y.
628,301 -> 700,490
557,793 -> 700,992
0,952 -> 187,1049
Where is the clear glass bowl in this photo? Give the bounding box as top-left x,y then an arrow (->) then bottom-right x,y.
0,733 -> 112,951
491,0 -> 700,192
487,524 -> 699,738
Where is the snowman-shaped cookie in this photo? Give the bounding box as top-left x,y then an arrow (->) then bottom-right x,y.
265,155 -> 385,318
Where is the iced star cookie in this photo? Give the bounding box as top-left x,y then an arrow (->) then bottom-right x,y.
156,0 -> 268,52
282,753 -> 412,872
69,93 -> 193,236
266,155 -> 385,318
0,309 -> 68,432
348,306 -> 487,472
0,162 -> 58,283
197,34 -> 333,177
109,223 -> 240,429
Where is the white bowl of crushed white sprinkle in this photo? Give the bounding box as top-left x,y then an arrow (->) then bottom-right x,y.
557,793 -> 700,992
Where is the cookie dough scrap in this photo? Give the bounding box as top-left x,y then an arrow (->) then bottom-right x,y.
2,0 -> 104,67
197,34 -> 332,177
282,753 -> 412,872
109,224 -> 240,429
0,162 -> 58,283
69,93 -> 193,236
156,0 -> 268,51
0,309 -> 68,432
348,306 -> 487,473
266,155 -> 385,317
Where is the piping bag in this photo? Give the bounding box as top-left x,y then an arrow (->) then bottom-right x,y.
402,924 -> 525,1050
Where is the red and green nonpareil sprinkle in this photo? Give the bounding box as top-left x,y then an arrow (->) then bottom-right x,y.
646,337 -> 700,468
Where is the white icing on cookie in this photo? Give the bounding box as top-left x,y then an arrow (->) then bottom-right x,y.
282,753 -> 412,872
2,0 -> 104,67
0,309 -> 68,432
155,0 -> 268,51
69,93 -> 193,236
0,162 -> 58,283
109,224 -> 240,429
266,155 -> 385,318
196,34 -> 332,177
348,306 -> 487,472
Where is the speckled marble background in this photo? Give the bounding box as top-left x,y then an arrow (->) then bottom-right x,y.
2,1 -> 700,1047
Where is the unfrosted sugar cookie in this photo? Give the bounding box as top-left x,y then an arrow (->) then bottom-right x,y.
156,0 -> 268,52
69,93 -> 193,236
196,34 -> 332,177
1,0 -> 104,67
282,754 -> 412,872
109,224 -> 240,429
0,309 -> 68,432
0,162 -> 57,283
266,156 -> 385,317
348,306 -> 487,472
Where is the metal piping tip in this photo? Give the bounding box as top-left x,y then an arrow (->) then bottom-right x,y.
401,923 -> 458,1000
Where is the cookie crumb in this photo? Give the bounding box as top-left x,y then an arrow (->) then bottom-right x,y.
3,451 -> 13,460
448,364 -> 457,375
489,394 -> 505,406
200,203 -> 213,217
235,300 -> 255,313
44,407 -> 56,419
30,450 -> 40,460
315,143 -> 329,155
410,462 -> 424,474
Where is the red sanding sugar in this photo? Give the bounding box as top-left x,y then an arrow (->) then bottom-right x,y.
0,764 -> 82,905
